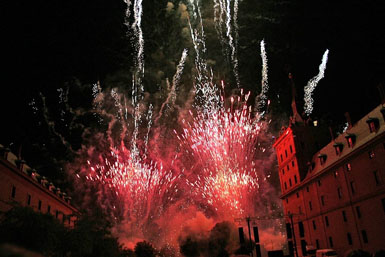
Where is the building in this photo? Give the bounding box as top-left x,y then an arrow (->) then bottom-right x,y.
0,144 -> 78,227
273,105 -> 385,257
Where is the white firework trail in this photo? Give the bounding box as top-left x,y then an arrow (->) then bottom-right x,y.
156,49 -> 188,123
304,49 -> 329,116
233,0 -> 239,48
255,40 -> 269,113
132,0 -> 145,94
144,104 -> 153,152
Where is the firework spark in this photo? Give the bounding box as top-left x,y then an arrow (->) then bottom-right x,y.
304,49 -> 329,116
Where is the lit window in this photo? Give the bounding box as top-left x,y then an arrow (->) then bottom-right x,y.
345,134 -> 356,148
346,163 -> 352,171
369,150 -> 375,159
334,171 -> 338,178
333,143 -> 343,156
366,118 -> 379,133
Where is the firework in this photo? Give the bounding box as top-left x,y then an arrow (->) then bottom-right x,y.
304,49 -> 329,116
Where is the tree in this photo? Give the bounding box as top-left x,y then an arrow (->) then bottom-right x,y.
134,241 -> 157,257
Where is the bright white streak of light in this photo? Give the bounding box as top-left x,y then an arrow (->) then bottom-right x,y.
304,49 -> 329,116
256,40 -> 269,113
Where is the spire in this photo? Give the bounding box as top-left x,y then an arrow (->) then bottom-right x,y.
289,73 -> 304,124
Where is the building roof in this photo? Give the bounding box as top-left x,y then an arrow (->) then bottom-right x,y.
303,104 -> 385,183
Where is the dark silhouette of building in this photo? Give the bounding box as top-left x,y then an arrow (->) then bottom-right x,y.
0,144 -> 78,226
273,105 -> 385,257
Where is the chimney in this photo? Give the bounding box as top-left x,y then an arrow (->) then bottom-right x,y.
329,126 -> 335,141
377,83 -> 385,104
344,112 -> 352,129
0,147 -> 11,160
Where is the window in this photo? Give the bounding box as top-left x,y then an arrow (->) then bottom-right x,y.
299,222 -> 305,237
38,200 -> 42,211
294,175 -> 298,184
333,143 -> 343,155
296,192 -> 299,198
334,171 -> 338,178
350,181 -> 356,194
345,134 -> 356,148
27,194 -> 31,205
312,220 -> 317,230
290,145 -> 293,153
342,211 -> 347,222
347,233 -> 353,245
329,236 -> 334,248
56,210 -> 59,218
374,170 -> 381,185
316,239 -> 320,249
301,240 -> 307,256
309,201 -> 312,211
285,150 -> 288,158
317,180 -> 322,187
47,205 -> 51,214
287,165 -> 290,171
289,178 -> 292,187
285,182 -> 287,190
369,150 -> 375,159
306,186 -> 309,192
325,216 -> 329,227
361,230 -> 368,243
286,223 -> 292,239
292,161 -> 295,167
382,198 -> 385,214
318,154 -> 327,165
356,206 -> 361,218
338,187 -> 342,199
286,198 -> 289,204
346,163 -> 352,171
11,186 -> 16,198
321,196 -> 325,206
282,169 -> 285,175
366,118 -> 379,133
280,154 -> 283,162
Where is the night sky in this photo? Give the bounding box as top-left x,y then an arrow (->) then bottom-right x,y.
2,0 -> 385,181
